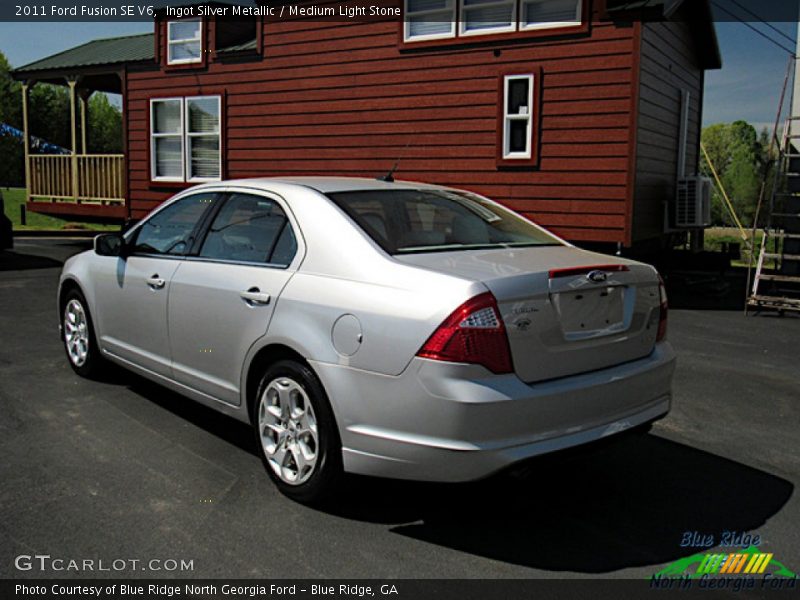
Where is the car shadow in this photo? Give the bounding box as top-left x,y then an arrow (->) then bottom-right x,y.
119,371 -> 256,455
0,250 -> 63,271
330,434 -> 793,573
665,268 -> 800,317
663,267 -> 749,311
117,371 -> 793,574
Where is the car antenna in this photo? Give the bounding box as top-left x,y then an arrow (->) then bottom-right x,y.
378,141 -> 411,182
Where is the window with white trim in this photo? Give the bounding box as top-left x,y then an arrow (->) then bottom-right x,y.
405,0 -> 456,41
520,0 -> 581,30
167,19 -> 203,65
186,97 -> 221,181
151,99 -> 183,181
502,74 -> 533,159
404,0 -> 580,41
461,0 -> 516,36
150,96 -> 221,183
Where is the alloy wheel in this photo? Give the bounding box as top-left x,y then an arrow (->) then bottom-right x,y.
258,377 -> 319,485
64,299 -> 90,367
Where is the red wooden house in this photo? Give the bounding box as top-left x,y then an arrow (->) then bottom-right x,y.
13,0 -> 720,248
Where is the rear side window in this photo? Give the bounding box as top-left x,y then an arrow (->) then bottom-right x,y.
199,193 -> 297,266
327,189 -> 561,254
131,193 -> 214,256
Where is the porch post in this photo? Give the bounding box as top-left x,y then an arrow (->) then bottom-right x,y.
21,83 -> 31,203
80,95 -> 87,154
79,88 -> 92,154
68,79 -> 78,202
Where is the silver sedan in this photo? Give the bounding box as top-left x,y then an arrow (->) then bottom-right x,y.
59,177 -> 675,503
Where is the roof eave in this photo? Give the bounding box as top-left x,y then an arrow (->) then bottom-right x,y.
605,0 -> 721,71
683,0 -> 722,70
11,59 -> 152,83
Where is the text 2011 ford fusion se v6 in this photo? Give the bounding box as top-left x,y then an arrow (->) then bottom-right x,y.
58,177 -> 675,503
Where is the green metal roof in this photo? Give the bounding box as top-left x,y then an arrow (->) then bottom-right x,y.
14,33 -> 154,75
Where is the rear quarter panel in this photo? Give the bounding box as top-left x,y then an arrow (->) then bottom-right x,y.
268,268 -> 482,376
247,183 -> 484,377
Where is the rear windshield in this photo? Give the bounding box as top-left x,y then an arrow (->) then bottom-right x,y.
327,189 -> 562,254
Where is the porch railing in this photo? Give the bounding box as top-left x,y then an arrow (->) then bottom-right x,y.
29,154 -> 125,204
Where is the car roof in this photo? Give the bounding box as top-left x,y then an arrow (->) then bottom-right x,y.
217,176 -> 446,194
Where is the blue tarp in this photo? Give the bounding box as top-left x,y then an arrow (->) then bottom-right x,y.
0,122 -> 70,155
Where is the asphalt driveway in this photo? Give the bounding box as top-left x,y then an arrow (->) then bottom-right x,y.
1,238 -> 798,579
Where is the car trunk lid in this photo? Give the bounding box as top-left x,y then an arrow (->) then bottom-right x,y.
396,246 -> 662,382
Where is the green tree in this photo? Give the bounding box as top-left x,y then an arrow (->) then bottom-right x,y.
0,51 -> 23,187
725,121 -> 761,225
28,83 -> 71,149
700,120 -> 771,227
0,51 -> 21,127
0,135 -> 21,187
87,92 -> 122,153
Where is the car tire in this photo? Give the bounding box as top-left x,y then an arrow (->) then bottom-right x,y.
253,359 -> 343,504
62,288 -> 104,378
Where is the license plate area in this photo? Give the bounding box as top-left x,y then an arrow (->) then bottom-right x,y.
552,285 -> 627,340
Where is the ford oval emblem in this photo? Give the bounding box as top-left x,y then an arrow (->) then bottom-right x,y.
587,270 -> 608,283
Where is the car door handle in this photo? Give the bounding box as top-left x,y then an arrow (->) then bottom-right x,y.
240,288 -> 271,306
146,275 -> 166,289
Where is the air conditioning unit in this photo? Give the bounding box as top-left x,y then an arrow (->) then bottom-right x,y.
675,176 -> 712,228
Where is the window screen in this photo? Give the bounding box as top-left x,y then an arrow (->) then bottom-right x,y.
186,97 -> 221,181
150,96 -> 221,183
151,99 -> 183,180
168,19 -> 202,65
522,0 -> 581,28
461,0 -> 515,34
405,0 -> 456,40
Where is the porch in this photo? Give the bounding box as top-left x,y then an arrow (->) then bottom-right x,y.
27,153 -> 126,220
13,33 -> 155,222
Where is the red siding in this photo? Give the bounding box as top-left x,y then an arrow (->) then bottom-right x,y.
126,8 -> 639,243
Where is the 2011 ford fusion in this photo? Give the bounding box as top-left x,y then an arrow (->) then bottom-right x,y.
59,177 -> 675,503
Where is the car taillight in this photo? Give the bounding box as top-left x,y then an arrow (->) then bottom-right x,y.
657,276 -> 668,342
417,292 -> 513,374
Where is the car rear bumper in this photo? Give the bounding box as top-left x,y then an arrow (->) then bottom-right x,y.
311,342 -> 676,482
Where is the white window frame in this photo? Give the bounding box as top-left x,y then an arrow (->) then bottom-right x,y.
502,74 -> 534,160
150,96 -> 222,183
167,18 -> 203,65
459,0 -> 517,37
150,98 -> 184,183
520,0 -> 582,31
185,96 -> 222,183
404,0 -> 582,42
404,0 -> 456,42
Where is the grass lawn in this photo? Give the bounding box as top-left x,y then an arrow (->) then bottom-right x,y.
704,227 -> 781,268
1,187 -> 115,231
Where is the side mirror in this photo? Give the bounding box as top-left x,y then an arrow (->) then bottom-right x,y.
94,233 -> 126,257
